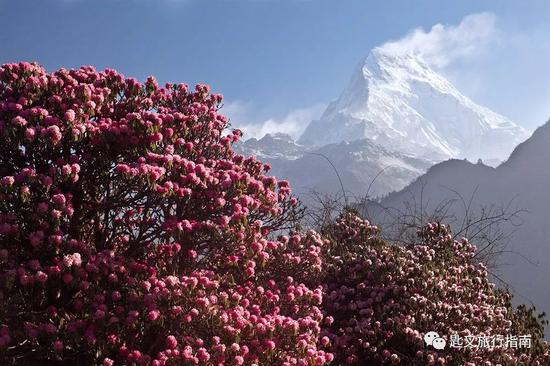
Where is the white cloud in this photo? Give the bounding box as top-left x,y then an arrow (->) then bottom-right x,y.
379,12 -> 497,68
220,13 -> 503,141
222,101 -> 324,140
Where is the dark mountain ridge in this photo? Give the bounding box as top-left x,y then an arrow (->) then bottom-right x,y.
370,121 -> 550,323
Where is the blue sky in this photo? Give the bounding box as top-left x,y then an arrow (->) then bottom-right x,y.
1,0 -> 550,138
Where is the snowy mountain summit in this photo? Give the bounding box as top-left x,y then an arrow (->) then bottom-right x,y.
298,47 -> 530,162
235,47 -> 532,199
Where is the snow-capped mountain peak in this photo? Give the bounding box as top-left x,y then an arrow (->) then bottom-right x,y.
298,47 -> 530,162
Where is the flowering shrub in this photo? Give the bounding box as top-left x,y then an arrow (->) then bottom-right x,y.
1,62 -> 548,366
317,211 -> 550,365
0,62 -> 330,365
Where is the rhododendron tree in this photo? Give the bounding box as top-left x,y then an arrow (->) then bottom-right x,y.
1,61 -> 549,366
315,211 -> 550,365
0,62 -> 330,365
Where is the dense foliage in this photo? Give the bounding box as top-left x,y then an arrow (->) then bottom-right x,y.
0,62 -> 328,365
0,62 -> 548,365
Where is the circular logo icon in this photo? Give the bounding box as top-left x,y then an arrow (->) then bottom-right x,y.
424,331 -> 440,346
432,337 -> 447,350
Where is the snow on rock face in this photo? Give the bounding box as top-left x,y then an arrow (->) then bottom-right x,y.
298,48 -> 530,162
276,139 -> 432,199
236,134 -> 431,199
234,133 -> 308,160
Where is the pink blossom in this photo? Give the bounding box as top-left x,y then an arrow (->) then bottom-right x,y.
25,127 -> 36,140
166,335 -> 178,349
35,271 -> 48,283
52,193 -> 66,206
53,340 -> 63,352
11,116 -> 27,126
0,176 -> 14,186
148,309 -> 161,321
64,109 -> 76,122
46,125 -> 62,143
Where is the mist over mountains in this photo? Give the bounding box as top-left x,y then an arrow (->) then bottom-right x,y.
236,133 -> 432,200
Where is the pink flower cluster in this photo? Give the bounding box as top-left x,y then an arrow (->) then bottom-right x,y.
316,212 -> 550,365
0,62 -> 328,365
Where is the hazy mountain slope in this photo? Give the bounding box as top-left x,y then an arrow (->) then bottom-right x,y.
235,134 -> 431,200
370,122 -> 550,322
274,139 -> 431,200
235,133 -> 309,160
299,48 -> 530,162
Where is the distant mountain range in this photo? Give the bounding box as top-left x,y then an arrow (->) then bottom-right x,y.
236,47 -> 530,199
236,133 -> 431,200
